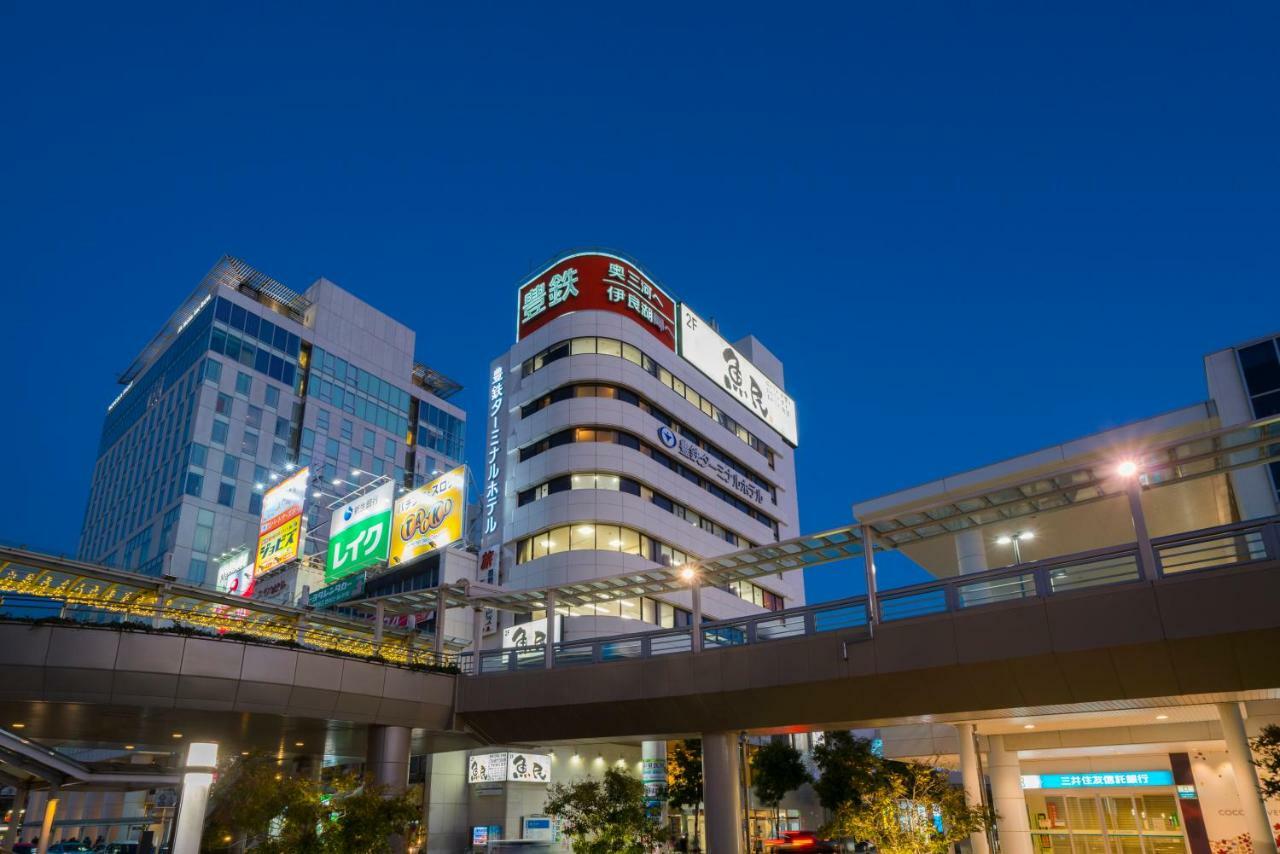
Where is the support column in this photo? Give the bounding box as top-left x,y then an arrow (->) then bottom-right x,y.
956,724 -> 991,854
433,591 -> 448,658
373,601 -> 385,645
690,577 -> 703,653
955,529 -> 989,574
987,734 -> 1033,854
642,741 -> 669,831
367,725 -> 411,792
702,732 -> 744,854
1216,702 -> 1278,854
173,743 -> 218,854
1125,478 -> 1158,580
472,607 -> 484,653
2,782 -> 29,851
861,524 -> 879,625
36,789 -> 58,854
544,590 -> 557,669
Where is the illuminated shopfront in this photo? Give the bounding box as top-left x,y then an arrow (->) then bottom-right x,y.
1022,770 -> 1189,854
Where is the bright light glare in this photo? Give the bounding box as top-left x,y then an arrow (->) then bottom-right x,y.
1019,531 -> 1035,541
996,536 -> 1013,545
577,525 -> 594,535
679,566 -> 697,582
1117,460 -> 1138,478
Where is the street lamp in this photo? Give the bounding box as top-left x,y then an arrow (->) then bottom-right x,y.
995,531 -> 1034,565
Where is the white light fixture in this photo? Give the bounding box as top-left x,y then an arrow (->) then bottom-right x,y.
351,469 -> 361,476
995,531 -> 1035,564
1023,723 -> 1036,729
1156,714 -> 1169,720
577,525 -> 595,535
312,491 -> 322,498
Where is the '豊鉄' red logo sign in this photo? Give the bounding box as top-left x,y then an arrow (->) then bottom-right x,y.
515,252 -> 676,350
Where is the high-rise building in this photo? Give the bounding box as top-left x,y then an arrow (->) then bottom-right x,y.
479,250 -> 803,645
79,256 -> 466,588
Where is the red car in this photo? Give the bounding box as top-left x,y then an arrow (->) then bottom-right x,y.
763,830 -> 840,852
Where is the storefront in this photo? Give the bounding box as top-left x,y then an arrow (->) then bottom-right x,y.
1021,770 -> 1189,854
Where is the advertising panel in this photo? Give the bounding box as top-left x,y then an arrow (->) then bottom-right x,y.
389,466 -> 465,566
325,481 -> 394,583
215,549 -> 253,598
468,753 -> 508,784
309,571 -> 366,609
677,304 -> 798,445
1020,771 -> 1175,789
255,468 -> 308,574
501,616 -> 559,649
516,252 -> 677,350
506,752 -> 551,783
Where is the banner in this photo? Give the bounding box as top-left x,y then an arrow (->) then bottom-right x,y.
216,549 -> 253,598
255,467 -> 308,574
677,304 -> 798,445
389,465 -> 465,566
325,481 -> 394,583
309,571 -> 366,609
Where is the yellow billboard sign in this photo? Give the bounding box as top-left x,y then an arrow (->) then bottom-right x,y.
255,516 -> 302,575
389,466 -> 465,566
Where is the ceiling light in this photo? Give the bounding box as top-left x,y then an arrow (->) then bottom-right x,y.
295,741 -> 304,747
577,525 -> 594,534
124,744 -> 134,750
172,732 -> 183,739
1019,531 -> 1035,541
10,723 -> 24,729
1023,724 -> 1036,729
996,536 -> 1013,545
1156,714 -> 1169,720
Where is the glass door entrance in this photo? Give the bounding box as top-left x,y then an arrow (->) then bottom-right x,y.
1026,792 -> 1188,854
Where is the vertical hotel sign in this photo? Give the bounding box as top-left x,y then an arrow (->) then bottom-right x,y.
515,252 -> 676,350
255,467 -> 308,575
477,357 -> 510,633
325,481 -> 394,583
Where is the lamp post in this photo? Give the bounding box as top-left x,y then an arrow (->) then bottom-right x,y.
995,531 -> 1034,565
680,566 -> 702,652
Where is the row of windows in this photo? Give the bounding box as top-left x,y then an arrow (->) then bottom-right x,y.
723,579 -> 785,611
99,297 -> 214,454
311,346 -> 412,411
1237,337 -> 1280,503
213,296 -> 302,359
517,427 -> 781,535
516,522 -> 697,568
210,323 -> 299,389
526,596 -> 695,628
521,381 -> 776,497
520,336 -> 776,464
518,471 -> 757,549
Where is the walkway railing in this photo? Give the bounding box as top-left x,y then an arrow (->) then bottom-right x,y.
0,546 -> 460,673
461,515 -> 1280,675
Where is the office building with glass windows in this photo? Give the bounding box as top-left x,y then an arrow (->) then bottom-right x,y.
478,250 -> 803,646
78,256 -> 466,588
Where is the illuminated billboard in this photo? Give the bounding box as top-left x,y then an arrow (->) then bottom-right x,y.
325,481 -> 394,583
516,252 -> 676,350
467,752 -> 551,784
215,549 -> 253,598
389,466 -> 465,566
255,467 -> 308,575
677,305 -> 798,445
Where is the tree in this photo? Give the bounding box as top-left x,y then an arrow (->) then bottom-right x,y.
751,738 -> 813,834
667,739 -> 704,850
202,753 -> 419,853
545,767 -> 661,854
824,760 -> 993,854
1253,723 -> 1280,799
811,731 -> 883,813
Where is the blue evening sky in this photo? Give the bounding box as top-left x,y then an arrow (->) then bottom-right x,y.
2,2 -> 1277,602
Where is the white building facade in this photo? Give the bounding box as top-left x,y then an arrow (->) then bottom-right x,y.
479,250 -> 804,644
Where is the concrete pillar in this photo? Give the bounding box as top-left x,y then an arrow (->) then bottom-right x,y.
36,789 -> 58,854
367,725 -> 411,793
956,724 -> 991,854
956,529 -> 989,574
471,608 -> 484,655
1125,478 -> 1158,580
642,741 -> 669,829
987,734 -> 1032,854
690,577 -> 703,653
1216,702 -> 1278,854
702,732 -> 743,854
2,783 -> 29,851
173,743 -> 218,854
433,590 -> 448,658
373,601 -> 385,645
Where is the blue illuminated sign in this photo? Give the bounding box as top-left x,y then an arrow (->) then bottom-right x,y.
1021,771 -> 1174,789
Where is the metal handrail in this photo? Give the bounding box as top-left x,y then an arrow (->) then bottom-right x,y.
465,515 -> 1280,675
